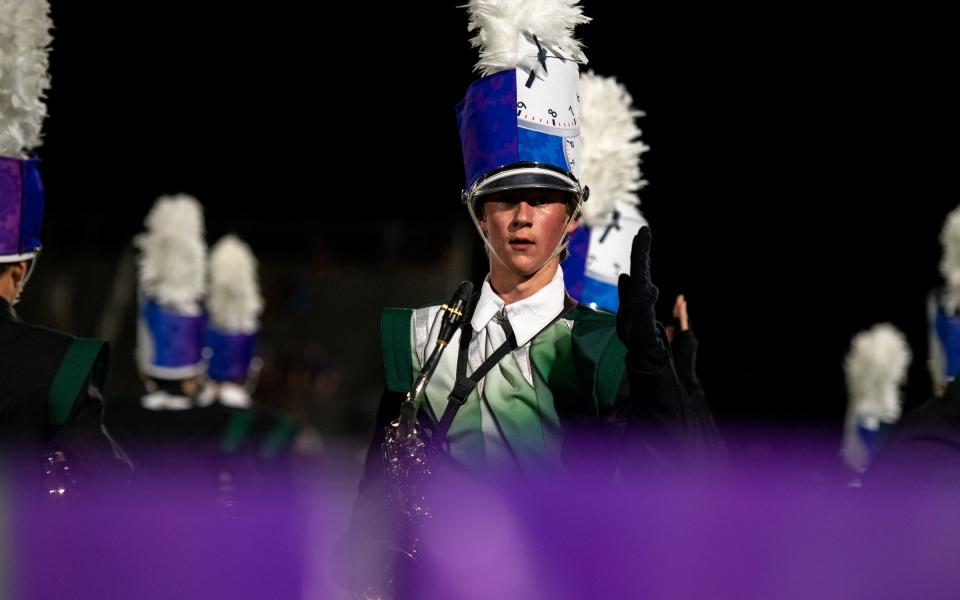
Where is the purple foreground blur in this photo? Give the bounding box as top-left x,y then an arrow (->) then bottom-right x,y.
3,433 -> 960,600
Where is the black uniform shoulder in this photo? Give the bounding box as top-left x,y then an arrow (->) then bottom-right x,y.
0,318 -> 76,405
0,317 -> 76,355
1,308 -> 108,430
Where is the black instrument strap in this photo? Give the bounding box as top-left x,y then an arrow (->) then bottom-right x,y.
431,294 -> 577,449
431,321 -> 515,449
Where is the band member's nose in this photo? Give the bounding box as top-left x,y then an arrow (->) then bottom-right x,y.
512,202 -> 534,227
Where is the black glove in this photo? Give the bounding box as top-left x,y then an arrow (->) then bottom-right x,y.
616,227 -> 668,373
671,329 -> 702,394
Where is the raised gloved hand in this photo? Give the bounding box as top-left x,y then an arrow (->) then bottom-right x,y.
616,227 -> 668,373
667,294 -> 702,393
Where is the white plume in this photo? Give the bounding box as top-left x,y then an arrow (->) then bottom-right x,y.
844,323 -> 911,424
0,0 -> 52,157
578,71 -> 649,227
135,194 -> 207,313
841,323 -> 911,473
465,0 -> 589,77
939,206 -> 960,313
208,234 -> 263,334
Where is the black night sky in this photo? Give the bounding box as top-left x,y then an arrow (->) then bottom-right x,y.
31,1 -> 957,431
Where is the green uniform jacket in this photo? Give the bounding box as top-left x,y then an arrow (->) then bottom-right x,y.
331,302 -> 723,592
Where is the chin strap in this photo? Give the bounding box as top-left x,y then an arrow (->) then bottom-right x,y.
12,253 -> 39,306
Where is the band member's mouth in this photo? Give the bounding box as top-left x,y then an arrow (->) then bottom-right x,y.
509,238 -> 535,250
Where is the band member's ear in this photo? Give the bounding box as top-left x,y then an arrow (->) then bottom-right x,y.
477,203 -> 489,232
9,261 -> 27,288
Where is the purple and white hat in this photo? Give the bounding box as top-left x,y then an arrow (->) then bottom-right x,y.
0,0 -> 52,266
931,206 -> 960,391
203,235 -> 263,384
564,72 -> 649,312
134,195 -> 208,380
457,0 -> 590,205
841,323 -> 911,474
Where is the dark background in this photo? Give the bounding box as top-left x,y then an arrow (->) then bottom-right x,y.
20,2 -> 957,446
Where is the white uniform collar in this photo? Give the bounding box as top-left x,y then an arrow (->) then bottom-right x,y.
470,267 -> 567,347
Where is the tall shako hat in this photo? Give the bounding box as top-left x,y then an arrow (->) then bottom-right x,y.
564,71 -> 649,311
457,0 -> 590,203
456,0 -> 592,270
931,206 -> 960,391
203,235 -> 263,385
0,0 -> 52,269
841,323 -> 911,474
134,194 -> 208,380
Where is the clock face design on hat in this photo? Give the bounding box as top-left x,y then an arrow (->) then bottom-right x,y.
584,201 -> 648,284
514,33 -> 582,180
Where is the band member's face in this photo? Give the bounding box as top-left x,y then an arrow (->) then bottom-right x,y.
479,188 -> 579,276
